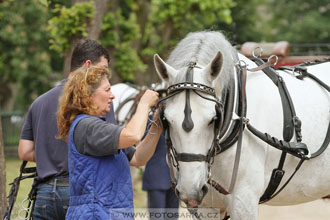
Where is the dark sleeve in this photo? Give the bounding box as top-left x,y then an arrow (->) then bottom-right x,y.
124,146 -> 136,161
105,102 -> 117,124
20,106 -> 34,140
74,117 -> 123,157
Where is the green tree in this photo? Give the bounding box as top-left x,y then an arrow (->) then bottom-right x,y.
0,0 -> 244,111
98,0 -> 235,84
214,0 -> 266,44
264,0 -> 330,43
0,0 -> 58,111
48,0 -> 236,84
0,117 -> 6,220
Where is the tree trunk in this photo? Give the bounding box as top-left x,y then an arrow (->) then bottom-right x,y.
0,117 -> 7,218
106,0 -> 122,84
87,0 -> 110,40
62,38 -> 80,77
134,0 -> 151,54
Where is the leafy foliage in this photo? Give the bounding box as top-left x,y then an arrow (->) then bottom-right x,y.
149,0 -> 235,52
100,4 -> 146,81
264,0 -> 330,43
4,0 -> 327,110
47,1 -> 95,53
0,0 -> 53,110
215,0 -> 266,44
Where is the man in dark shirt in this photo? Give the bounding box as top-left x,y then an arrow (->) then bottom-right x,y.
18,40 -> 127,220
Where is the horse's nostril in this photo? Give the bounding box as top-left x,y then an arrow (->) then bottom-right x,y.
200,184 -> 208,199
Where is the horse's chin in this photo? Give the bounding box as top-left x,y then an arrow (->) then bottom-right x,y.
187,199 -> 199,208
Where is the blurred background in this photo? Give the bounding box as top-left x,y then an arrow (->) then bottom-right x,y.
0,0 -> 329,112
0,0 -> 329,218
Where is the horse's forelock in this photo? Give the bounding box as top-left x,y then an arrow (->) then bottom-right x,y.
166,31 -> 235,93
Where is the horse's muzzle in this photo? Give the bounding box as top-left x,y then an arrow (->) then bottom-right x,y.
175,184 -> 209,207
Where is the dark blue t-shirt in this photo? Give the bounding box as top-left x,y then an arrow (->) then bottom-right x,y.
20,79 -> 117,182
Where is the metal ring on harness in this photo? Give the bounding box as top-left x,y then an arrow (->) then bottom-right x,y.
236,60 -> 247,70
268,55 -> 279,66
252,46 -> 263,58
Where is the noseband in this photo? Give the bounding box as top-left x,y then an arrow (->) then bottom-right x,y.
158,62 -> 224,183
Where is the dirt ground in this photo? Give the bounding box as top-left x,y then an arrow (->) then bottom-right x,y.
259,199 -> 330,220
135,199 -> 330,220
173,199 -> 330,220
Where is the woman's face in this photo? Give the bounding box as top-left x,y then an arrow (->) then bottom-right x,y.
91,79 -> 115,116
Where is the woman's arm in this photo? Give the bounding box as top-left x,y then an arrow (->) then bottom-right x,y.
117,90 -> 159,149
129,113 -> 162,166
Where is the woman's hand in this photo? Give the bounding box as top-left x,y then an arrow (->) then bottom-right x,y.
139,90 -> 159,108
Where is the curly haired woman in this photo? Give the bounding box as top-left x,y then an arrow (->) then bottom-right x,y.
57,66 -> 161,220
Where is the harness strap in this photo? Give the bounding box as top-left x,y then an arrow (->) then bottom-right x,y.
246,57 -> 307,203
176,153 -> 208,162
217,62 -> 247,152
298,71 -> 330,93
115,89 -> 145,126
310,120 -> 330,158
4,161 -> 36,220
260,158 -> 305,204
252,57 -> 298,142
253,59 -> 330,203
276,65 -> 330,159
207,63 -> 248,196
259,151 -> 286,203
246,123 -> 308,158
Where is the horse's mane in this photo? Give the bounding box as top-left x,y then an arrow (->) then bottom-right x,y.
166,31 -> 235,94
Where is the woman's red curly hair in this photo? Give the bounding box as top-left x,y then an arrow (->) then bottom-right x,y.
57,66 -> 110,141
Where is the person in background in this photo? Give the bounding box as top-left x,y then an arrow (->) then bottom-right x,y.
142,123 -> 180,220
18,39 -> 114,220
56,66 -> 161,219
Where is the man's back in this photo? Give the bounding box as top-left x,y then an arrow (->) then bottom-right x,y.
20,80 -> 68,182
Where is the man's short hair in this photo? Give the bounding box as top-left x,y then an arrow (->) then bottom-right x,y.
70,39 -> 110,72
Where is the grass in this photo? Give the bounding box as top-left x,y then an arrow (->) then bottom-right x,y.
131,166 -> 148,208
5,157 -> 35,220
5,157 -> 35,203
5,157 -> 147,215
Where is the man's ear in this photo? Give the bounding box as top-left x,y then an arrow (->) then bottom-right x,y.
82,60 -> 92,68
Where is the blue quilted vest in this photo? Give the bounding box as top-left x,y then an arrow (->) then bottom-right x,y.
66,114 -> 134,220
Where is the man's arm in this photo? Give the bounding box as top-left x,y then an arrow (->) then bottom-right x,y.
18,139 -> 36,162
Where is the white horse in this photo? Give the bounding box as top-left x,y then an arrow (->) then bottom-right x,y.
111,83 -> 140,125
153,31 -> 330,219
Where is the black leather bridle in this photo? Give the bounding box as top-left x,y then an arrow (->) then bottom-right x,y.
157,62 -> 225,184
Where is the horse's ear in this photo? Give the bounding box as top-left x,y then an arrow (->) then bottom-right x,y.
154,54 -> 177,83
205,51 -> 223,81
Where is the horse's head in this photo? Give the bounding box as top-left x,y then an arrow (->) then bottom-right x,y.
154,52 -> 225,207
